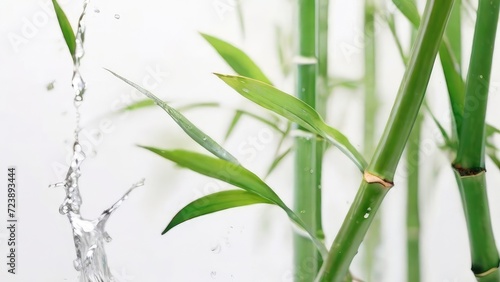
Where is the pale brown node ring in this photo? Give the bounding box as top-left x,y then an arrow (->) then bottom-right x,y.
363,171 -> 394,189
475,267 -> 498,278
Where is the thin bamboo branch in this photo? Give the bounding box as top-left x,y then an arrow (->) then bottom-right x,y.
316,0 -> 455,280
407,113 -> 423,282
362,1 -> 381,281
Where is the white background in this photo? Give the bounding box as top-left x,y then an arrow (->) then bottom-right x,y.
1,0 -> 500,281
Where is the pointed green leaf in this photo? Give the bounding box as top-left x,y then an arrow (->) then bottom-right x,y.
486,124 -> 500,137
177,102 -> 220,112
424,104 -> 456,150
216,74 -> 367,171
141,147 -> 327,257
52,0 -> 76,56
235,0 -> 245,38
119,99 -> 220,113
224,111 -> 244,141
164,190 -> 272,233
275,26 -> 293,77
119,99 -> 157,112
392,0 -> 421,27
386,13 -> 409,65
327,77 -> 362,92
107,70 -> 239,164
265,147 -> 292,178
201,33 -> 272,85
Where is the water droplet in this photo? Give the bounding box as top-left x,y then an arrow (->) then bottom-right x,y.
210,271 -> 217,279
202,136 -> 207,141
242,88 -> 249,93
73,259 -> 82,271
301,87 -> 305,92
104,232 -> 112,243
94,7 -> 100,13
364,208 -> 371,219
309,169 -> 314,174
114,14 -> 120,19
300,210 -> 306,214
317,184 -> 322,190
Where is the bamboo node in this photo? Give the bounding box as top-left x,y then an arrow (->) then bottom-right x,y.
475,267 -> 498,277
452,164 -> 486,177
363,171 -> 393,188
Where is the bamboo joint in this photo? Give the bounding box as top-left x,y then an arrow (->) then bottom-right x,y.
363,171 -> 394,188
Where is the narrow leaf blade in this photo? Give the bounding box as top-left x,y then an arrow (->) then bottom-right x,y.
108,70 -> 239,164
164,190 -> 273,234
201,33 -> 272,85
52,0 -> 76,56
392,0 -> 421,27
142,147 -> 327,256
265,147 -> 292,178
216,74 -> 367,171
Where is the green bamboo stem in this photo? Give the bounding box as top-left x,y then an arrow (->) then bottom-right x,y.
362,1 -> 381,281
294,0 -> 320,280
407,113 -> 422,282
452,0 -> 500,279
316,0 -> 330,244
316,1 -> 454,280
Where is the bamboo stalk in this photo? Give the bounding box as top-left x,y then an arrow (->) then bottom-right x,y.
407,113 -> 422,282
453,0 -> 500,280
294,0 -> 320,280
362,1 -> 381,281
316,1 -> 455,280
316,0 -> 330,245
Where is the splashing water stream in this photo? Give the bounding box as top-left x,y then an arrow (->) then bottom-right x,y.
50,1 -> 144,281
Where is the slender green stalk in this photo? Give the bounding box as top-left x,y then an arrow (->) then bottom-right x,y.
453,0 -> 500,280
407,113 -> 423,282
316,1 -> 454,280
362,1 -> 381,281
294,0 -> 320,280
316,0 -> 330,246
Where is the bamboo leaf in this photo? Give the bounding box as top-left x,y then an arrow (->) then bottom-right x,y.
386,13 -> 409,65
224,111 -> 244,141
424,104 -> 456,150
107,70 -> 239,164
327,77 -> 362,92
392,0 -> 421,27
165,190 -> 273,233
216,74 -> 367,171
177,102 -> 220,112
119,99 -> 220,113
201,33 -> 272,85
275,26 -> 293,77
119,99 -> 156,112
141,147 -> 327,257
235,0 -> 245,38
52,0 -> 76,56
265,147 -> 292,178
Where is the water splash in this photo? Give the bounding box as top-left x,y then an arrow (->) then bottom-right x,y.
51,1 -> 144,281
72,0 -> 89,141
